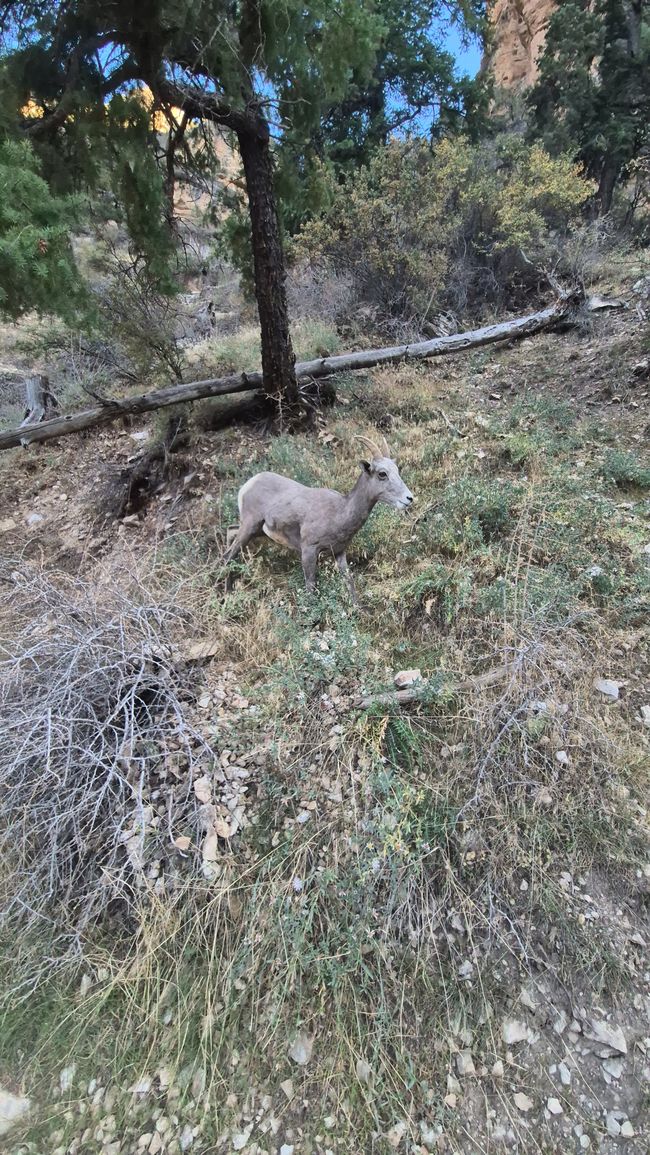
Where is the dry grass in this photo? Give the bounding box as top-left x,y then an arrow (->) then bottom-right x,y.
0,306 -> 648,1151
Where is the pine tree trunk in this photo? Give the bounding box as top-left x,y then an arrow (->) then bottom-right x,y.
237,116 -> 301,421
596,156 -> 620,215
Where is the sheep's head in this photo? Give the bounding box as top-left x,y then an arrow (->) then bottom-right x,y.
357,436 -> 414,511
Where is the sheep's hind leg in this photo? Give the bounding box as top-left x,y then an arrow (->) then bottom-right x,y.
223,520 -> 261,563
335,551 -> 358,605
301,545 -> 319,593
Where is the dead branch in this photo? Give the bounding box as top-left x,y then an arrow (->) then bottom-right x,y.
0,292 -> 582,451
354,664 -> 513,709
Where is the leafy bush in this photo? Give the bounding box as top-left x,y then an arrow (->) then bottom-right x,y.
294,135 -> 592,322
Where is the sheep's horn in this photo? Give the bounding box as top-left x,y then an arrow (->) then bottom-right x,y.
381,435 -> 391,458
356,435 -> 382,459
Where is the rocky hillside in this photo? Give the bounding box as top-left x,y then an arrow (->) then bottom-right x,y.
487,0 -> 555,90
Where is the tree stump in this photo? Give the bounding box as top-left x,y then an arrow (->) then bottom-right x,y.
20,375 -> 58,427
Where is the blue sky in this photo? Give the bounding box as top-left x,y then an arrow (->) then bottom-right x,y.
444,24 -> 483,78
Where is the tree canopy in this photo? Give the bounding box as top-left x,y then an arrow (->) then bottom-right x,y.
528,0 -> 650,213
0,0 -> 486,414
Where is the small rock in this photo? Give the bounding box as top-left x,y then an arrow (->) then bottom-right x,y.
356,1059 -> 371,1083
588,1019 -> 627,1054
394,668 -> 421,689
580,1137 -> 591,1150
149,1136 -> 163,1155
606,1113 -> 621,1137
232,1126 -> 253,1150
137,1138 -> 153,1150
492,1060 -> 504,1079
640,705 -> 650,728
513,1092 -> 533,1112
60,1064 -> 76,1093
420,1120 -> 437,1150
457,960 -> 474,980
385,1120 -> 407,1148
444,1093 -> 457,1108
555,750 -> 569,766
26,512 -> 44,525
279,1078 -> 294,1099
537,788 -> 553,806
553,1010 -> 568,1035
456,1050 -> 475,1076
0,1088 -> 30,1136
128,1077 -> 152,1095
603,1057 -> 623,1079
501,1019 -> 529,1046
279,1147 -> 294,1155
620,1121 -> 635,1138
592,678 -> 620,701
288,1031 -> 313,1065
547,1097 -> 563,1115
558,1062 -> 571,1086
0,518 -> 16,533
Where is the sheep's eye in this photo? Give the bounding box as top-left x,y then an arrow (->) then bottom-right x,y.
378,470 -> 388,480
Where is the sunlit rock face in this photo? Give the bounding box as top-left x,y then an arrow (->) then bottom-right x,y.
485,0 -> 556,90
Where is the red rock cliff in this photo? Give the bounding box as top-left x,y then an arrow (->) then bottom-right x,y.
486,0 -> 556,90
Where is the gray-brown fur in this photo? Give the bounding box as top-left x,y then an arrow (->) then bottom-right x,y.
223,437 -> 413,601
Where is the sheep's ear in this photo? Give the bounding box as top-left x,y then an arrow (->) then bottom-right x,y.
361,459 -> 372,473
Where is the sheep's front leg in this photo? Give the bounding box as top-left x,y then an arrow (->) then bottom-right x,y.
335,551 -> 358,605
301,545 -> 319,593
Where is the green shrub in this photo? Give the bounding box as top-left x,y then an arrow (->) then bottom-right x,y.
294,135 -> 592,320
423,477 -> 521,554
599,449 -> 650,489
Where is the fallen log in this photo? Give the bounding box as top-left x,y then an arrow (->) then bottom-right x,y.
0,292 -> 581,451
354,664 -> 513,710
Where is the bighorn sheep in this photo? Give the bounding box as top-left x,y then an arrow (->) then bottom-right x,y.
223,435 -> 413,601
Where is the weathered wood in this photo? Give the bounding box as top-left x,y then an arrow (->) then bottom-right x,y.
0,293 -> 580,452
354,664 -> 513,710
20,375 -> 58,427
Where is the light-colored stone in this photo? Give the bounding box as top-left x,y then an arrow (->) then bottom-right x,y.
620,1121 -> 635,1138
0,518 -> 16,533
279,1146 -> 295,1155
558,1062 -> 571,1086
603,1058 -> 623,1079
492,1060 -> 505,1079
587,1019 -> 627,1054
501,1019 -> 529,1046
547,1097 -> 563,1115
288,1030 -> 313,1065
606,1113 -> 621,1137
394,668 -> 422,689
592,678 -> 620,701
385,1120 -> 407,1148
60,1064 -> 76,1093
579,1137 -> 591,1150
0,1088 -> 30,1136
456,1050 -> 476,1077
129,1077 -> 152,1095
513,1092 -> 534,1112
232,1126 -> 253,1150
